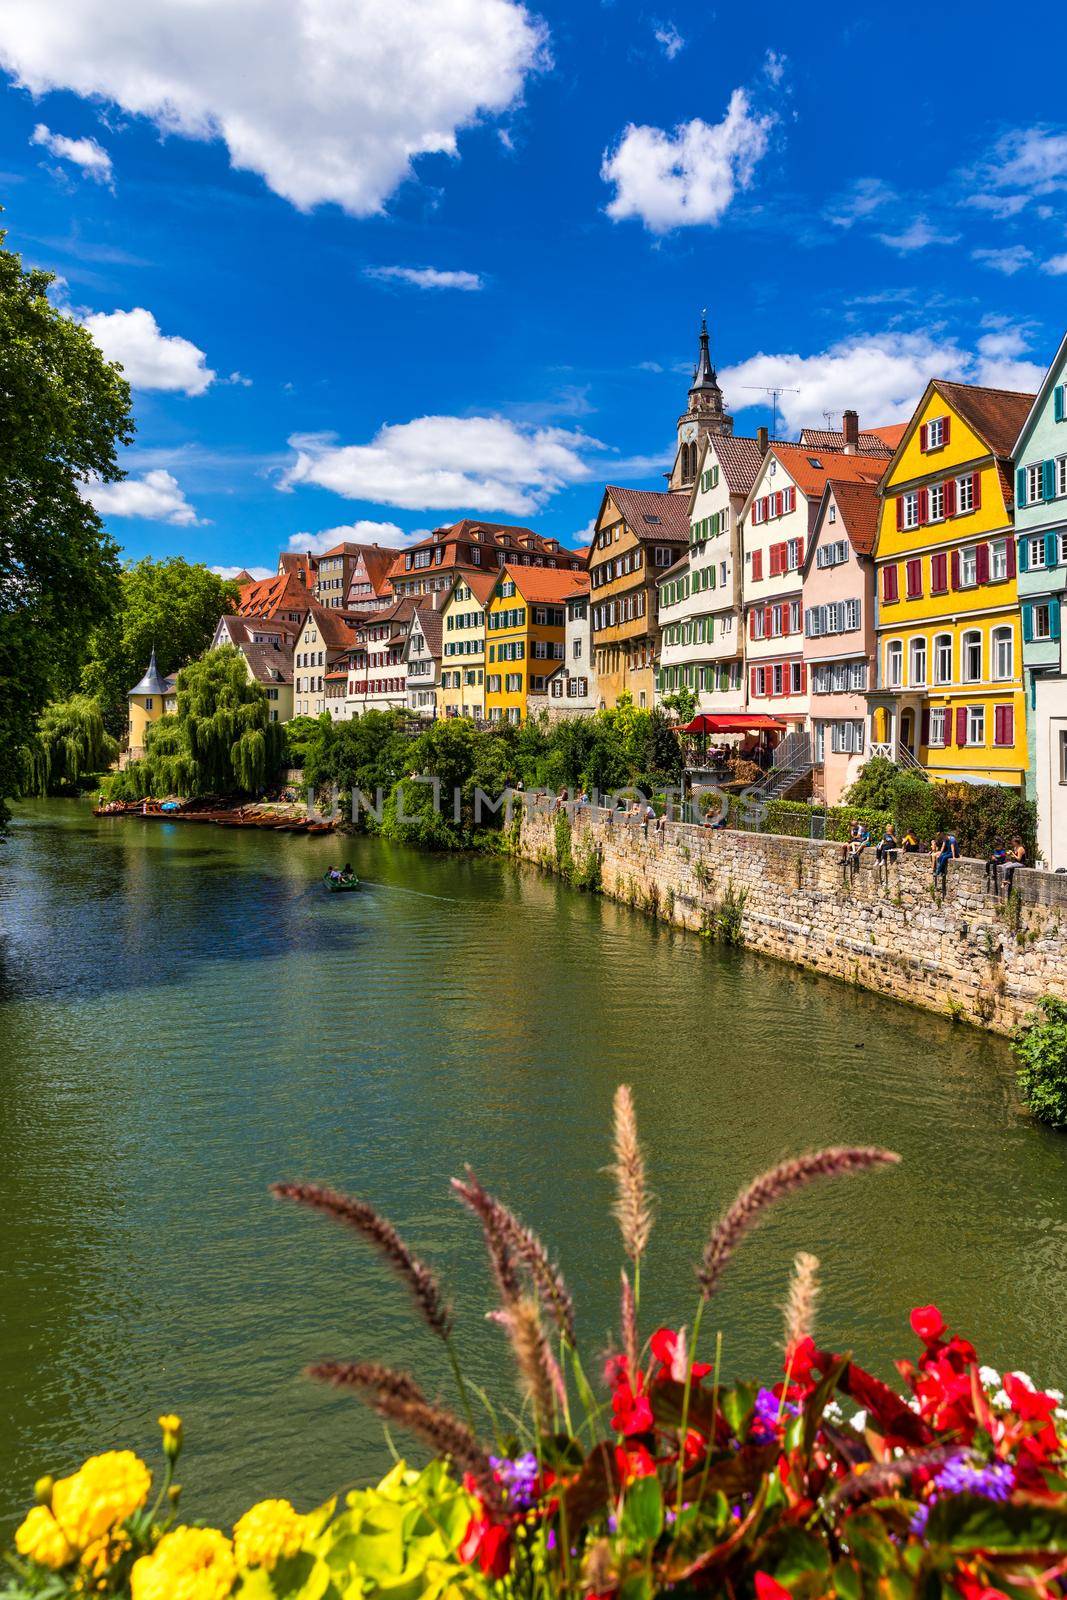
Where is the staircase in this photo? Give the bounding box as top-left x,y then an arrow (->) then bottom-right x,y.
867,739 -> 929,781
747,732 -> 815,803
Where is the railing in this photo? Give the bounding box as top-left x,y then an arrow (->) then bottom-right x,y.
746,732 -> 814,802
867,740 -> 929,779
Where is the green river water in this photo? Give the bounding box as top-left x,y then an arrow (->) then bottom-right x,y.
1,800 -> 1065,1531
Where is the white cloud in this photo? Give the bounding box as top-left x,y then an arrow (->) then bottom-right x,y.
81,307 -> 215,395
84,469 -> 202,525
826,176 -> 895,228
637,360 -> 664,373
365,265 -> 484,291
288,520 -> 411,554
282,415 -> 608,515
876,215 -> 959,252
0,0 -> 547,216
211,564 -> 273,581
653,22 -> 684,59
763,50 -> 786,86
1042,253 -> 1067,276
962,192 -> 1029,218
719,328 -> 1042,437
976,126 -> 1067,199
972,244 -> 1033,275
30,121 -> 112,183
601,89 -> 772,233
223,370 -> 253,387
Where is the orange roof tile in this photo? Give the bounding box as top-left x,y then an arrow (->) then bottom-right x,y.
825,479 -> 881,557
603,486 -> 690,542
767,444 -> 885,499
503,566 -> 590,603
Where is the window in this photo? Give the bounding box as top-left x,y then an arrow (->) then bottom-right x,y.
928,482 -> 944,522
1057,456 -> 1067,497
990,539 -> 1008,581
1030,601 -> 1053,641
1028,535 -> 1047,569
830,720 -> 865,754
929,707 -> 947,747
786,538 -> 801,569
902,492 -> 919,530
909,637 -> 927,686
144,697 -> 153,711
993,704 -> 1015,747
992,626 -> 1013,681
934,633 -> 953,684
654,547 -> 673,567
751,608 -> 766,640
1027,462 -> 1044,504
960,547 -> 977,587
720,559 -> 727,585
966,706 -> 986,746
773,664 -> 784,696
962,629 -> 982,682
955,474 -> 974,514
926,416 -> 945,450
828,504 -> 836,524
886,640 -> 903,688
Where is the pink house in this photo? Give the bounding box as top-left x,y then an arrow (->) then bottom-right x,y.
802,479 -> 880,804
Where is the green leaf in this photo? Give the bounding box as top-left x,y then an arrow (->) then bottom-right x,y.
722,1383 -> 758,1439
620,1477 -> 664,1545
619,1573 -> 653,1600
924,1495 -> 1067,1553
833,1558 -> 863,1600
770,1528 -> 832,1583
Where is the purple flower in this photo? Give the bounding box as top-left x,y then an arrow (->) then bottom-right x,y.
909,1504 -> 930,1536
934,1459 -> 1014,1502
490,1452 -> 539,1509
753,1387 -> 801,1433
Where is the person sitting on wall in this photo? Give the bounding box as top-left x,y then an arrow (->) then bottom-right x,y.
931,833 -> 953,892
901,828 -> 920,853
985,839 -> 1008,893
1004,836 -> 1027,895
875,823 -> 899,865
846,818 -> 871,879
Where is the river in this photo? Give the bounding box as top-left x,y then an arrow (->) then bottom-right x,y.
1,799 -> 1065,1531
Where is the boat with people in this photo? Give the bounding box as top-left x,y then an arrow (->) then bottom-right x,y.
322,867 -> 359,893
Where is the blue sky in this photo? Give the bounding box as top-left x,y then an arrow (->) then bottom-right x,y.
1,0 -> 1065,578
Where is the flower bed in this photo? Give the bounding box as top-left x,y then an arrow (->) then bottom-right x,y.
6,1095 -> 1067,1599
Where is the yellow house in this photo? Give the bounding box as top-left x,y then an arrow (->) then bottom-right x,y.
126,648 -> 177,762
484,566 -> 588,724
869,380 -> 1034,785
438,570 -> 496,719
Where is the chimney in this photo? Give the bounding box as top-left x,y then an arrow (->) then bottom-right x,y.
756,425 -> 769,454
842,409 -> 859,453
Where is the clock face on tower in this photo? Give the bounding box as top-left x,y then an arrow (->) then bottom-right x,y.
680,422 -> 698,443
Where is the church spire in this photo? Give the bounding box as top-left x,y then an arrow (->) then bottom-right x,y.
690,312 -> 717,394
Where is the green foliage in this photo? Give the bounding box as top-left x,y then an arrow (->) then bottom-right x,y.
844,762 -> 1036,859
704,878 -> 747,944
553,810 -> 574,880
1013,995 -> 1067,1127
104,648 -> 284,800
82,558 -> 241,735
0,232 -> 132,817
842,756 -> 898,810
20,695 -> 118,795
661,687 -> 697,726
761,799 -> 892,843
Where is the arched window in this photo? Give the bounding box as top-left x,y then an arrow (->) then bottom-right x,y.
992,625 -> 1013,681
962,629 -> 982,682
933,633 -> 952,685
909,636 -> 927,686
886,640 -> 903,688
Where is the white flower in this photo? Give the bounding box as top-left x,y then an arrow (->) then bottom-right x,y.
992,1389 -> 1010,1409
823,1401 -> 842,1420
1046,1388 -> 1064,1403
850,1410 -> 868,1432
1008,1370 -> 1034,1390
979,1365 -> 1001,1389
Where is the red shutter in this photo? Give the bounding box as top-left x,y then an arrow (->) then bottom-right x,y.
906,558 -> 923,599
918,488 -> 929,524
795,539 -> 804,565
896,496 -> 904,531
776,492 -> 784,518
764,604 -> 774,636
944,708 -> 954,746
975,543 -> 991,584
799,662 -> 807,692
972,471 -> 982,509
931,552 -> 947,593
950,550 -> 961,589
943,416 -> 951,447
1000,705 -> 1013,746
943,478 -> 956,517
956,707 -> 969,746
921,709 -> 930,744
750,666 -> 758,696
787,486 -> 796,512
749,609 -> 756,638
1005,539 -> 1017,579
882,563 -> 899,603
752,549 -> 762,580
920,423 -> 929,452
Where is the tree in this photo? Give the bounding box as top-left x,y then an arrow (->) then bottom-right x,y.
662,687 -> 697,726
0,231 -> 133,817
105,647 -> 284,799
83,557 -> 241,733
1013,996 -> 1067,1128
21,695 -> 118,795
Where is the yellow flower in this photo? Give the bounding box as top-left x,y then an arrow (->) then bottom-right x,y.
130,1526 -> 235,1600
15,1505 -> 74,1570
233,1499 -> 306,1571
51,1451 -> 152,1553
157,1414 -> 183,1460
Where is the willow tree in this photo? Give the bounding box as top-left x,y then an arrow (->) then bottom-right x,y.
107,648 -> 284,800
21,694 -> 118,795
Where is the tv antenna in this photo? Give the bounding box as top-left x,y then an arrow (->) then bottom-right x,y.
742,385 -> 799,441
822,409 -> 838,429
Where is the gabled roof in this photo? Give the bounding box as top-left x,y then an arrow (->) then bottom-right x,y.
412,603 -> 443,657
242,639 -> 294,685
758,444 -> 885,501
217,613 -> 297,648
239,569 -> 315,619
935,381 -> 1035,458
443,567 -> 499,607
501,566 -> 590,604
816,479 -> 881,560
1012,330 -> 1067,458
352,544 -> 400,595
278,551 -> 316,584
797,426 -> 902,456
359,596 -> 418,632
709,434 -> 764,496
601,486 -> 691,542
301,606 -> 363,649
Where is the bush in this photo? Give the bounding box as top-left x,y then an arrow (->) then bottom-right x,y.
759,798 -> 892,843
1013,995 -> 1067,1127
845,761 -> 1036,858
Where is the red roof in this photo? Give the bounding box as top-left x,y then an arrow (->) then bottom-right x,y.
504,566 -> 590,603
934,381 -> 1036,459
603,486 -> 691,542
824,479 -> 881,556
765,444 -> 885,500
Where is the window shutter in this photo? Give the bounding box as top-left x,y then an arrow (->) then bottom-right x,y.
956,707 -> 969,746
1005,539 -> 1017,579
995,705 -> 1013,747
1044,459 -> 1057,501
764,604 -> 774,636
750,666 -> 758,696
932,552 -> 948,593
882,563 -> 898,602
1056,385 -> 1066,424
943,478 -> 956,517
906,558 -> 922,599
944,709 -> 954,746
950,550 -> 961,589
918,488 -> 929,523
796,539 -> 804,565
942,416 -> 951,446
921,709 -> 930,744
1052,603 -> 1062,642
751,549 -> 762,580
1019,538 -> 1029,573
975,543 -> 990,584
920,422 -> 929,452
972,470 -> 982,509
1016,466 -> 1027,507
1047,532 -> 1059,570
799,662 -> 807,692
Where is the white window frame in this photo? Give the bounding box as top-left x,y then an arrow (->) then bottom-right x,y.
928,482 -> 945,522
966,706 -> 985,746
1029,535 -> 1047,569
992,626 -> 1013,681
902,492 -> 919,530
934,634 -> 952,685
955,475 -> 974,514
909,636 -> 927,686
927,416 -> 945,450
886,640 -> 903,688
962,630 -> 983,683
1027,462 -> 1044,504
960,547 -> 978,587
929,707 -> 947,747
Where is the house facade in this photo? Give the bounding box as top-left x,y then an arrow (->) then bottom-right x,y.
740,440 -> 884,730
589,486 -> 689,709
868,380 -> 1033,786
343,545 -> 398,612
211,615 -> 294,722
126,648 -> 177,762
1012,333 -> 1067,866
388,520 -> 583,600
802,481 -> 880,803
342,600 -> 415,717
438,571 -> 496,720
293,607 -> 360,718
655,433 -> 760,713
404,603 -> 442,719
484,567 -> 586,724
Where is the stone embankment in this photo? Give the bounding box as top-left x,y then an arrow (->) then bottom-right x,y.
516,804 -> 1067,1034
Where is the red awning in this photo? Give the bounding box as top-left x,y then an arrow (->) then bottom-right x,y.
680,713 -> 786,734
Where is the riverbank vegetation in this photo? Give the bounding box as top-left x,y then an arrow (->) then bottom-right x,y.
844,758 -> 1036,861
1014,995 -> 1067,1127
7,1088 -> 1067,1599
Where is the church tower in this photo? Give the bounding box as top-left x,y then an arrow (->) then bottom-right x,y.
669,315 -> 733,492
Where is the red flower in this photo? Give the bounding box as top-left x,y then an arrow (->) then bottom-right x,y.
755,1573 -> 793,1600
458,1516 -> 512,1579
614,1442 -> 656,1483
955,1572 -> 1010,1600
611,1373 -> 654,1435
649,1327 -> 712,1383
910,1305 -> 946,1344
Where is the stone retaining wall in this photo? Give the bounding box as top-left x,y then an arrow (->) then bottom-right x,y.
515,805 -> 1067,1033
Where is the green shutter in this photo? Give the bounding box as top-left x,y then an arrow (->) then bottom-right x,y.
1052,603 -> 1062,642
1044,460 -> 1057,501
1056,384 -> 1065,423
1047,533 -> 1058,569
1023,604 -> 1034,644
